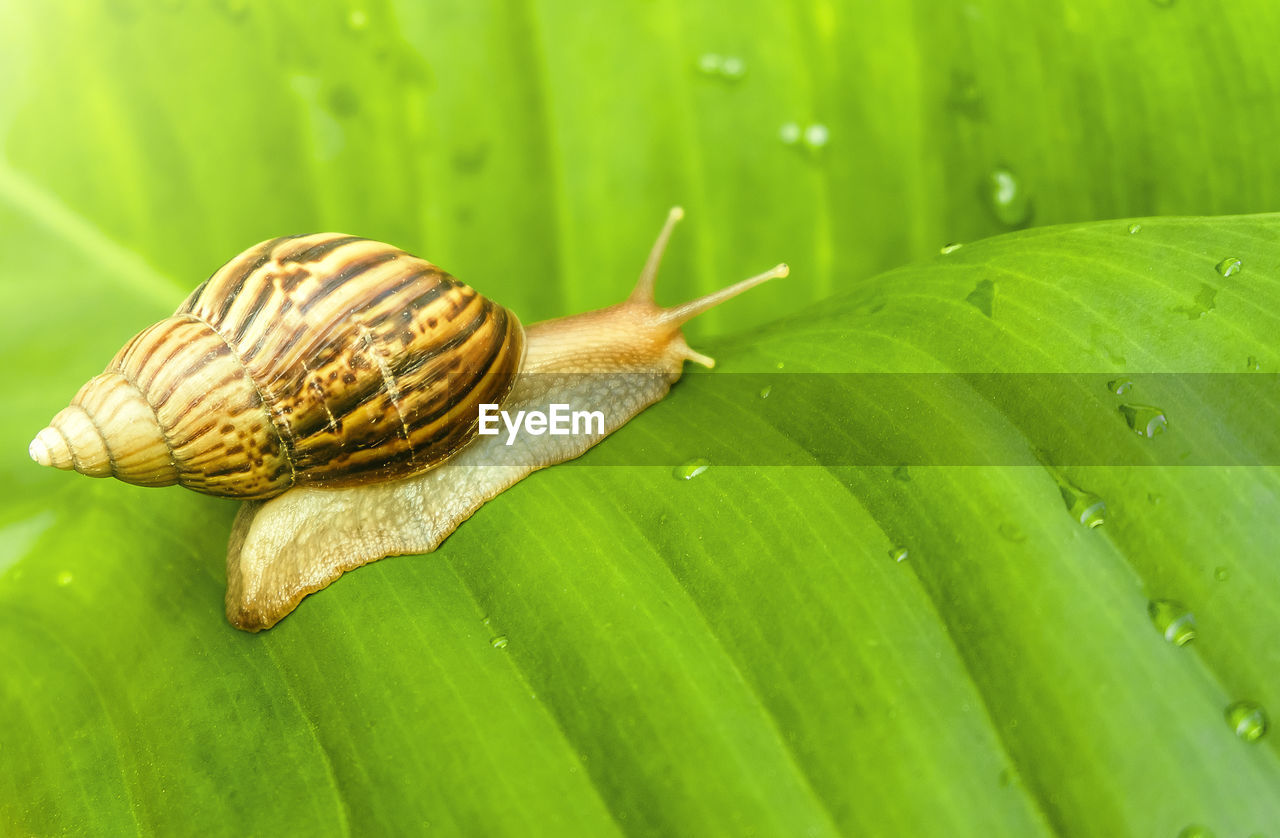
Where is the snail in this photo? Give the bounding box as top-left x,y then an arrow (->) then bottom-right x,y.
29,207 -> 787,631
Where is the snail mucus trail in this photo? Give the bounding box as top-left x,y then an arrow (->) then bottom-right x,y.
29,207 -> 788,631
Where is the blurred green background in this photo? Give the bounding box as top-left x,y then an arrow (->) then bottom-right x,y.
2,1 -> 1279,836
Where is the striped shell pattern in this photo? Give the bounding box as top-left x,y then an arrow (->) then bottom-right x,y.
31,234 -> 526,499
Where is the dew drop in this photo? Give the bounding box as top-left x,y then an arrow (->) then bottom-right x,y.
984,167 -> 1032,226
696,53 -> 723,75
674,458 -> 710,480
1246,355 -> 1260,371
775,360 -> 785,370
758,385 -> 772,399
889,546 -> 909,563
1118,403 -> 1168,438
803,123 -> 830,149
56,571 -> 73,587
946,70 -> 984,119
1107,378 -> 1133,396
1127,223 -> 1142,234
1177,283 -> 1218,320
1147,599 -> 1196,646
1214,566 -> 1230,582
1214,256 -> 1242,277
327,84 -> 360,118
940,242 -> 964,255
779,122 -> 802,145
491,635 -> 509,650
347,8 -> 369,30
965,279 -> 996,318
892,464 -> 911,482
997,522 -> 1027,543
1224,700 -> 1269,743
1058,482 -> 1106,528
720,56 -> 746,79
1147,492 -> 1163,505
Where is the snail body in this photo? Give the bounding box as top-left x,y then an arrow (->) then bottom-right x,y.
31,208 -> 786,631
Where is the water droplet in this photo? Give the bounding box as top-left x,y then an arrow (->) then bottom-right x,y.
698,54 -> 747,82
491,635 -> 509,649
1058,482 -> 1106,528
775,360 -> 785,370
779,122 -> 801,145
758,385 -> 772,399
1176,283 -> 1218,320
1148,599 -> 1196,646
892,465 -> 911,482
327,84 -> 360,118
889,546 -> 909,563
1127,223 -> 1142,234
674,458 -> 710,480
984,167 -> 1032,226
940,242 -> 964,255
1246,355 -> 1260,371
1147,492 -> 1163,505
997,522 -> 1026,543
1107,378 -> 1133,396
720,56 -> 746,79
347,8 -> 369,30
56,571 -> 73,587
946,70 -> 984,119
1224,700 -> 1269,743
451,142 -> 489,174
1214,566 -> 1230,582
1119,404 -> 1168,438
965,279 -> 996,318
803,123 -> 830,149
1214,257 -> 1242,277
696,53 -> 723,75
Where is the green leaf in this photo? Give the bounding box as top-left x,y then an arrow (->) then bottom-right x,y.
6,212 -> 1279,834
3,2 -> 1280,837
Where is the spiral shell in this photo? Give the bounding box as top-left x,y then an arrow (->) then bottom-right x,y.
30,233 -> 525,498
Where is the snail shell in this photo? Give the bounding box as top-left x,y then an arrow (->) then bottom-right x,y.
29,233 -> 525,498
31,207 -> 787,630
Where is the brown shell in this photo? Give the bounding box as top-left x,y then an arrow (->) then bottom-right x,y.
30,234 -> 525,499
